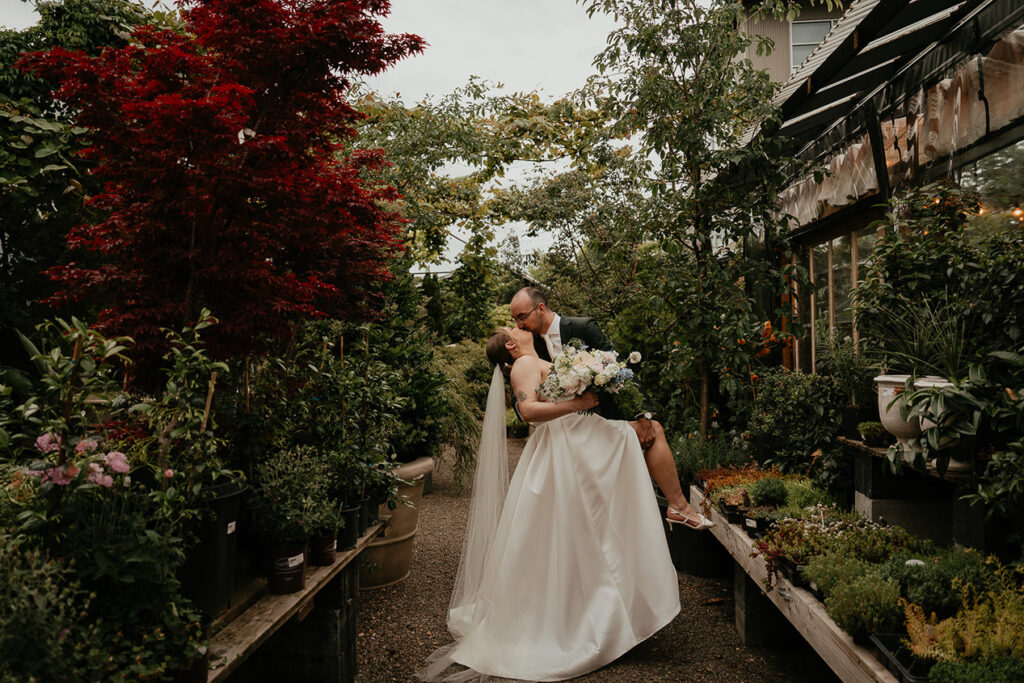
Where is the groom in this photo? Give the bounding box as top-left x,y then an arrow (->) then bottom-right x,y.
509,286 -> 656,450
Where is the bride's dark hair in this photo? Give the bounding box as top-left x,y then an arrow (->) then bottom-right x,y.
486,328 -> 514,368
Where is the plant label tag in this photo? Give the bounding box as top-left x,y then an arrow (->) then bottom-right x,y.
287,553 -> 304,568
226,521 -> 236,535
745,519 -> 757,529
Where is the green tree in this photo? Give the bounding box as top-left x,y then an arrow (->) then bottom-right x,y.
581,0 -> 822,436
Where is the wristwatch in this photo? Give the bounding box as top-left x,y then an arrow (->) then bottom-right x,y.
634,412 -> 655,421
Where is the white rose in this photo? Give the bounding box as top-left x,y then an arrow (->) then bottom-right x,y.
594,373 -> 610,386
628,351 -> 642,364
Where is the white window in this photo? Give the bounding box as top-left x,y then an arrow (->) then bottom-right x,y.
791,20 -> 834,70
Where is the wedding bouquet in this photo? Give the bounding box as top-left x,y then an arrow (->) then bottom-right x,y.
538,338 -> 640,402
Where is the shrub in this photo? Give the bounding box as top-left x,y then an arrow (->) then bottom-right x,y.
929,657 -> 1024,683
904,562 -> 1024,662
878,549 -> 993,621
250,448 -> 338,544
825,573 -> 902,642
747,367 -> 844,472
805,552 -> 872,598
0,534 -> 103,681
673,432 -> 751,487
749,477 -> 788,507
857,421 -> 890,447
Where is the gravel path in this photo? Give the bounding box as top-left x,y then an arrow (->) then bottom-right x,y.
356,439 -> 839,682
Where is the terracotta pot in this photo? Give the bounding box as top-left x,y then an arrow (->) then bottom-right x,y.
360,456 -> 434,589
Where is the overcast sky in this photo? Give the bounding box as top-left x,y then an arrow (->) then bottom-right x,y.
1,0 -> 618,267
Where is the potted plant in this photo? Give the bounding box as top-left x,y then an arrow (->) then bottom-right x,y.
856,421 -> 891,448
816,325 -> 879,439
249,448 -> 334,594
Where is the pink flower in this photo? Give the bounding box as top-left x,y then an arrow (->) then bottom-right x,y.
86,462 -> 113,488
35,433 -> 61,453
43,465 -> 75,486
75,439 -> 99,454
164,469 -> 174,479
103,451 -> 130,474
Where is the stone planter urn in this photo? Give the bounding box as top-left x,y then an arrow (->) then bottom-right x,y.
876,375 -> 955,464
360,456 -> 435,589
875,374 -> 919,461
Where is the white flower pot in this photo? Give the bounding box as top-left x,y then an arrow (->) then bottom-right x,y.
875,374 -> 919,462
876,375 -> 957,464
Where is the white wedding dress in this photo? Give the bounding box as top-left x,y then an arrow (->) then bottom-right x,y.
421,372 -> 680,682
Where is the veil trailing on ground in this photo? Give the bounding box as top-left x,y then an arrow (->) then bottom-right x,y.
417,366 -> 511,681
448,365 -> 509,632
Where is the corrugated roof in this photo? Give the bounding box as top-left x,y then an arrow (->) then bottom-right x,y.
741,0 -> 1024,157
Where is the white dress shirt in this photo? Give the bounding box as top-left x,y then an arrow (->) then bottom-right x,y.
541,313 -> 562,359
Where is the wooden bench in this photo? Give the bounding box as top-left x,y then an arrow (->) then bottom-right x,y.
207,521 -> 385,682
691,486 -> 897,683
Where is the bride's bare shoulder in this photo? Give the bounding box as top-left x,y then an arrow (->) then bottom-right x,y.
511,355 -> 540,374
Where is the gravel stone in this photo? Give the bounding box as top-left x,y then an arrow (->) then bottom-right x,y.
357,439 -> 840,682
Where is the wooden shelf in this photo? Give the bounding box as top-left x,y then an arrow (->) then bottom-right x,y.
837,436 -> 975,485
206,522 -> 385,682
692,486 -> 897,683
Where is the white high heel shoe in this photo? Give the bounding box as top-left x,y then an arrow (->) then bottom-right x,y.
665,506 -> 715,531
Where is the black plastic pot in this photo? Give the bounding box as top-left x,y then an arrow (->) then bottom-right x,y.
358,497 -> 370,535
265,541 -> 306,594
309,531 -> 338,566
178,479 -> 246,618
338,504 -> 360,550
869,633 -> 933,683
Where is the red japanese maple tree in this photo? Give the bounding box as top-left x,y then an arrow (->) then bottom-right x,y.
20,0 -> 422,376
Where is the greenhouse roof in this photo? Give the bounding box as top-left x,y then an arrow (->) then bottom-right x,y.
744,0 -> 1024,160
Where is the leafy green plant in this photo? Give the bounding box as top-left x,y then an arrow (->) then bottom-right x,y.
903,562 -> 1024,663
825,573 -> 902,642
250,448 -> 338,544
878,549 -> 992,621
130,310 -> 233,498
929,656 -> 1024,682
804,552 -> 872,599
747,367 -> 844,472
816,325 -> 877,411
749,477 -> 788,508
857,421 -> 890,447
0,533 -> 104,681
672,431 -> 751,488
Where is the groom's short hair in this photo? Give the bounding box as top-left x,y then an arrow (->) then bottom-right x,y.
519,286 -> 548,306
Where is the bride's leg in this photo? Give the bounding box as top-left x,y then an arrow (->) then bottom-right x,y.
637,420 -> 703,519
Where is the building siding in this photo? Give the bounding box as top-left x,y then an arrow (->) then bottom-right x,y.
742,6 -> 847,84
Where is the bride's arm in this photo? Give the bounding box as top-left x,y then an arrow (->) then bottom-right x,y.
510,357 -> 598,423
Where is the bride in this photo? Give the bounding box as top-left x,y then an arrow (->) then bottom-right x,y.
419,326 -> 711,682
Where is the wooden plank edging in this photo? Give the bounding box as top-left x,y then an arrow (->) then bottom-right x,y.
206,521 -> 385,682
691,486 -> 897,683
